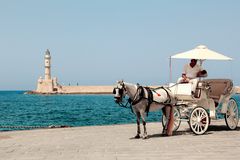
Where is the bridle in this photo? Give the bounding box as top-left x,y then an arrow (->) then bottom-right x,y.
113,83 -> 145,113
113,83 -> 130,108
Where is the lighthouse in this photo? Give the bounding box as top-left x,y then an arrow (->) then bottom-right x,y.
32,49 -> 112,94
36,49 -> 60,93
44,49 -> 51,80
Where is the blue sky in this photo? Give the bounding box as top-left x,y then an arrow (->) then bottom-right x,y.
0,0 -> 240,90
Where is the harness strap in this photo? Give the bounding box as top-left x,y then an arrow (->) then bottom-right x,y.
131,86 -> 144,105
160,86 -> 172,104
131,86 -> 154,116
145,87 -> 153,116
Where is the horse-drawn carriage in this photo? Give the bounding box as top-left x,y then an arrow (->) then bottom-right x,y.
162,78 -> 240,135
114,45 -> 240,137
161,45 -> 240,135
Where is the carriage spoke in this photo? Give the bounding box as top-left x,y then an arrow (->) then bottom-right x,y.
194,124 -> 198,130
229,116 -> 236,123
200,110 -> 204,118
174,121 -> 179,127
174,111 -> 178,117
198,110 -> 202,117
197,125 -> 199,132
192,121 -> 197,126
192,115 -> 197,121
200,115 -> 207,121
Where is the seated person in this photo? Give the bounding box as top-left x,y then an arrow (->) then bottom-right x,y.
177,59 -> 207,93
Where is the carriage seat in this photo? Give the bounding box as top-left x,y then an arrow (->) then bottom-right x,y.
168,83 -> 193,100
201,79 -> 233,102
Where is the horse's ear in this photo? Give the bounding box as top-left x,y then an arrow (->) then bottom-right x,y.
117,80 -> 122,84
113,88 -> 116,94
118,80 -> 124,85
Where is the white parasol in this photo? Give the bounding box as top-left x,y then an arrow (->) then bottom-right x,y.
169,45 -> 233,82
171,45 -> 232,60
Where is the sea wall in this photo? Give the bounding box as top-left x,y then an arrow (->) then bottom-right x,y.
60,85 -> 114,94
27,85 -> 114,94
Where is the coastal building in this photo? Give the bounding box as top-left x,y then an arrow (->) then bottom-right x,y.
34,50 -> 112,94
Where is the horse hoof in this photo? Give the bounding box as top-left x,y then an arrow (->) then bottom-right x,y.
142,135 -> 148,139
162,130 -> 167,135
134,135 -> 140,139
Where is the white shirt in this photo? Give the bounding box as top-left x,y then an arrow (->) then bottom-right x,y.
183,64 -> 202,79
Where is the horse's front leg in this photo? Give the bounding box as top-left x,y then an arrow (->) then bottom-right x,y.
141,112 -> 148,139
135,112 -> 141,139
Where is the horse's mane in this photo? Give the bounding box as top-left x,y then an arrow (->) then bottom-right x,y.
124,82 -> 137,88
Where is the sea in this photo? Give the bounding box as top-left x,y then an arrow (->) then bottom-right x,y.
0,91 -> 162,131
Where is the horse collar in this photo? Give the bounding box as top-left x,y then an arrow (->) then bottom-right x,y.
131,86 -> 144,105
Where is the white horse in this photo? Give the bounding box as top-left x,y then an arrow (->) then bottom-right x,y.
113,80 -> 175,139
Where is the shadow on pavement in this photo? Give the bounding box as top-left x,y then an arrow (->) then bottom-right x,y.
132,125 -> 240,139
208,125 -> 240,131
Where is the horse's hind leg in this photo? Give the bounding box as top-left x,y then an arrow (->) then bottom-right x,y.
135,112 -> 141,139
162,107 -> 167,134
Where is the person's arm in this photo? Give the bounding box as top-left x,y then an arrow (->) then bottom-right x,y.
197,65 -> 207,77
182,64 -> 187,78
181,64 -> 189,82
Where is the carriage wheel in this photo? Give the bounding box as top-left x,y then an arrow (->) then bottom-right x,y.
225,99 -> 239,130
162,107 -> 181,132
189,107 -> 209,135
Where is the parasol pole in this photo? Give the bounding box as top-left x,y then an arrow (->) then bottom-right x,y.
198,59 -> 205,81
169,56 -> 172,83
199,59 -> 204,66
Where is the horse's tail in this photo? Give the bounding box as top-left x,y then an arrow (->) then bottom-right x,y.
166,106 -> 174,136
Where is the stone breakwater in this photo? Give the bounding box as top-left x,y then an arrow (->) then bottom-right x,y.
62,86 -> 114,94
27,86 -> 114,94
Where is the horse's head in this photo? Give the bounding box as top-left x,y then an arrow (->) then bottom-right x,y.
113,80 -> 126,103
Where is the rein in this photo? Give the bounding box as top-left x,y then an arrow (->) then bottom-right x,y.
117,98 -> 134,113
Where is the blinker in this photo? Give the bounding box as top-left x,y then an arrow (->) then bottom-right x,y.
119,88 -> 123,95
113,88 -> 116,94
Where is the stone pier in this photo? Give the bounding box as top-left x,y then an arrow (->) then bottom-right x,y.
0,120 -> 240,160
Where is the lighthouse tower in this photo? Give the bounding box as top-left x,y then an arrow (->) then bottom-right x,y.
36,49 -> 60,93
44,49 -> 51,80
